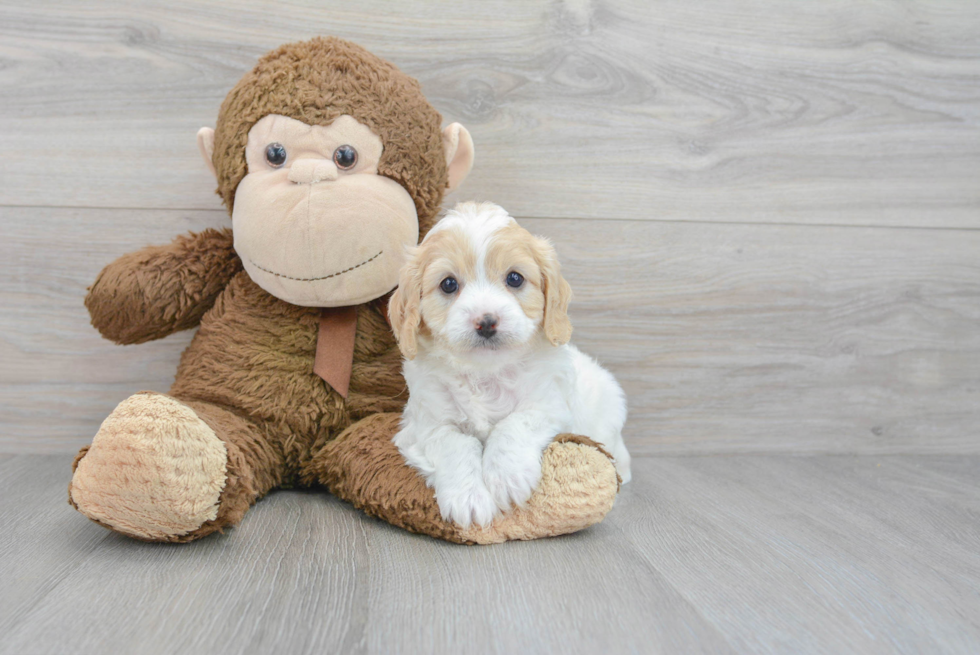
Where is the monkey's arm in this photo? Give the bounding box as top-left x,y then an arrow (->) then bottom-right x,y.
86,228 -> 242,345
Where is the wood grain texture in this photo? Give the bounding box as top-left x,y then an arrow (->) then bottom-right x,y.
0,0 -> 978,227
4,4 -> 980,654
3,206 -> 978,454
0,206 -> 224,451
2,454 -> 978,654
0,454 -> 111,634
616,454 -> 980,654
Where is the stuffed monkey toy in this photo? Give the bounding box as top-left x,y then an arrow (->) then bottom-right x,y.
68,37 -> 620,544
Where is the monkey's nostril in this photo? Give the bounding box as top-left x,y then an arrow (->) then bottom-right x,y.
475,314 -> 498,339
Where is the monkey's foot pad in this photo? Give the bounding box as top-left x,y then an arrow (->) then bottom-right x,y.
459,436 -> 620,544
69,392 -> 227,541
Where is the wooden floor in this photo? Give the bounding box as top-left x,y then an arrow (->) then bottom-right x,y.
2,1 -> 979,653
2,454 -> 979,654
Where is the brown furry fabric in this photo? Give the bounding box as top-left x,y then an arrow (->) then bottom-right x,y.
74,252 -> 413,540
69,37 -> 619,544
173,399 -> 278,542
73,233 -> 620,543
305,412 -> 472,544
212,37 -> 450,235
168,269 -> 406,478
86,228 -> 241,345
305,420 -> 622,545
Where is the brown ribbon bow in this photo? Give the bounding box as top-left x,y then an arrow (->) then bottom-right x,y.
313,296 -> 391,399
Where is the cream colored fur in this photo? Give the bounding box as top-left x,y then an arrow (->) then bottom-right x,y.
70,393 -> 227,540
198,115 -> 474,308
230,115 -> 417,307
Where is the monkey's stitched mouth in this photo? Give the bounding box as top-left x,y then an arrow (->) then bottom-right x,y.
249,250 -> 383,282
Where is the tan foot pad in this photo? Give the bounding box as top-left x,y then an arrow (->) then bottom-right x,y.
459,438 -> 619,544
70,392 -> 227,540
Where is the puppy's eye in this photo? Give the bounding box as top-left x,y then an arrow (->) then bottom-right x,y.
333,145 -> 357,170
440,277 -> 459,294
506,271 -> 524,288
265,143 -> 287,168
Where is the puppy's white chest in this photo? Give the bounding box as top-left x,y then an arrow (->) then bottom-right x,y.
448,372 -> 521,441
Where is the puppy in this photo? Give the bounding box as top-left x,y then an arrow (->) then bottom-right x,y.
388,202 -> 630,528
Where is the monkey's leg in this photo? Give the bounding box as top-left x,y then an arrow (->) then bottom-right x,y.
69,392 -> 283,543
302,413 -> 620,544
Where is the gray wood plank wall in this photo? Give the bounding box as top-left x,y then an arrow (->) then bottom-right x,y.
1,0 -> 978,454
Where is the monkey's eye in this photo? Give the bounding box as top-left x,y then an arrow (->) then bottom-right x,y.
333,145 -> 357,170
440,277 -> 459,294
506,271 -> 524,288
265,143 -> 287,168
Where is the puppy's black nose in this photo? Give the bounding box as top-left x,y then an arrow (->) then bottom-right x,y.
475,314 -> 498,339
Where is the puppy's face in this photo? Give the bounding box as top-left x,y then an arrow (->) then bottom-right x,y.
389,203 -> 572,364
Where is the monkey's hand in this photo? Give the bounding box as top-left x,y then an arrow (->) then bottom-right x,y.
85,228 -> 241,345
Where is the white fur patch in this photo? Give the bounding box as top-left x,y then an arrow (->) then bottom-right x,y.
426,201 -> 516,245
394,201 -> 630,529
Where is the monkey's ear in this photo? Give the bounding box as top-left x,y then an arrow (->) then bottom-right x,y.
196,127 -> 217,179
388,247 -> 423,360
442,123 -> 474,192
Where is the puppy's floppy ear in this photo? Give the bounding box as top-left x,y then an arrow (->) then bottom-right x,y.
533,236 -> 573,346
388,246 -> 424,359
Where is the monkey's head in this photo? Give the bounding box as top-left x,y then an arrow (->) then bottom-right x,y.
196,37 -> 474,307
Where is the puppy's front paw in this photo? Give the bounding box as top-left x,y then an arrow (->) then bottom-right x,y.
483,448 -> 542,512
434,478 -> 499,529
